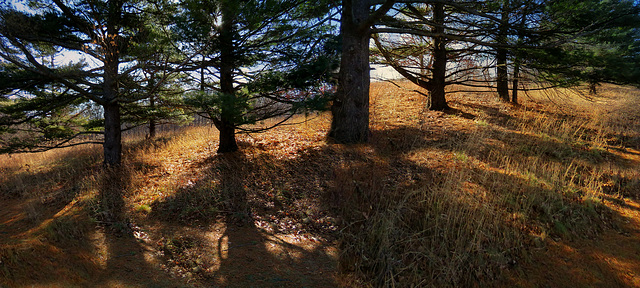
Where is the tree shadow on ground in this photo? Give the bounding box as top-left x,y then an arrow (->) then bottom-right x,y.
503,199 -> 640,288
1,148 -> 104,287
89,168 -> 183,287
454,102 -> 512,121
0,160 -> 183,287
150,151 -> 338,287
352,99 -> 639,285
0,147 -> 100,241
469,164 -> 640,288
443,99 -> 640,287
4,89 -> 639,287
443,107 -> 477,120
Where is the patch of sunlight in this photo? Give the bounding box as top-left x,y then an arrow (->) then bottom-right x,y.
22,199 -> 83,238
94,279 -> 132,288
263,237 -> 303,261
203,224 -> 228,271
592,251 -> 640,287
220,235 -> 230,260
91,229 -> 108,269
474,119 -> 489,127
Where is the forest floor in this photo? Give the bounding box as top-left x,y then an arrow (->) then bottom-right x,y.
506,198 -> 640,287
1,81 -> 639,287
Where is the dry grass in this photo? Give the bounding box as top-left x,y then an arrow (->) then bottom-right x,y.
1,81 -> 639,287
333,82 -> 640,286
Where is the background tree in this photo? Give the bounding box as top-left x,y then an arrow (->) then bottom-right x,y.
328,0 -> 395,143
372,2 -> 483,111
371,0 -> 640,108
0,0 -> 181,165
371,1 -> 507,109
176,0 -> 339,153
521,0 -> 640,95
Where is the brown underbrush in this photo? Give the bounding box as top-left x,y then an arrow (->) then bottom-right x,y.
1,81 -> 639,287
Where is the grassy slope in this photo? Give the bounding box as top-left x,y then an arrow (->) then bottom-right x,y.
1,81 -> 639,287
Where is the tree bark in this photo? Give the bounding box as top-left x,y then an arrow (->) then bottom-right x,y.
429,2 -> 449,111
588,81 -> 598,95
511,56 -> 520,104
496,49 -> 509,101
148,77 -> 157,139
215,119 -> 238,153
216,2 -> 239,153
148,113 -> 156,139
328,0 -> 371,143
102,3 -> 122,166
496,5 -> 510,102
103,102 -> 122,166
511,6 -> 526,105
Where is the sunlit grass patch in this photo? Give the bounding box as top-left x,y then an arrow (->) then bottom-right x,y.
334,81 -> 640,286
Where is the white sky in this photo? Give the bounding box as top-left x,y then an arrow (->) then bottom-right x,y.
371,64 -> 402,81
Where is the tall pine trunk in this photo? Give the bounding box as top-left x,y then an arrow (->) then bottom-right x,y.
216,119 -> 237,153
429,3 -> 449,111
496,49 -> 509,101
496,6 -> 510,102
216,3 -> 239,153
328,0 -> 370,143
511,8 -> 525,105
511,56 -> 520,104
102,5 -> 122,166
148,77 -> 157,139
148,97 -> 157,139
103,102 -> 122,166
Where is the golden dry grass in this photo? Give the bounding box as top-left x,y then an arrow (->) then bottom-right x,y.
1,81 -> 639,287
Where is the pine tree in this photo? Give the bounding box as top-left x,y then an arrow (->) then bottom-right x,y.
0,0 -> 183,165
370,0 -> 640,108
523,0 -> 640,93
372,3 -> 458,111
328,0 -> 394,143
176,0 -> 338,153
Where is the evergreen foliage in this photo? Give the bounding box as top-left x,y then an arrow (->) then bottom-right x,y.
174,0 -> 339,153
0,0 -> 187,164
370,0 -> 640,107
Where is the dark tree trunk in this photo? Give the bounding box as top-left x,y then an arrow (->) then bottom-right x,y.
103,102 -> 122,166
215,119 -> 238,153
511,7 -> 526,105
589,81 -> 598,95
216,3 -> 238,153
429,3 -> 449,111
496,49 -> 509,101
328,0 -> 370,143
496,7 -> 510,102
148,88 -> 156,138
102,5 -> 122,166
148,119 -> 156,139
511,57 -> 520,104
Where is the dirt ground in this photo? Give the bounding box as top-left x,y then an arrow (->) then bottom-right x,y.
504,196 -> 640,288
3,164 -> 640,287
1,201 -> 339,288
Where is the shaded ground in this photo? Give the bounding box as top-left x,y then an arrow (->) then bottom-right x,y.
505,197 -> 640,288
1,82 -> 640,287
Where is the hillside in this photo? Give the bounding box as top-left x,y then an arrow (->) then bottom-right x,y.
1,81 -> 640,287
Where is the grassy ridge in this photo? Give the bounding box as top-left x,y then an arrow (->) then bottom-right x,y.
1,82 -> 639,287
